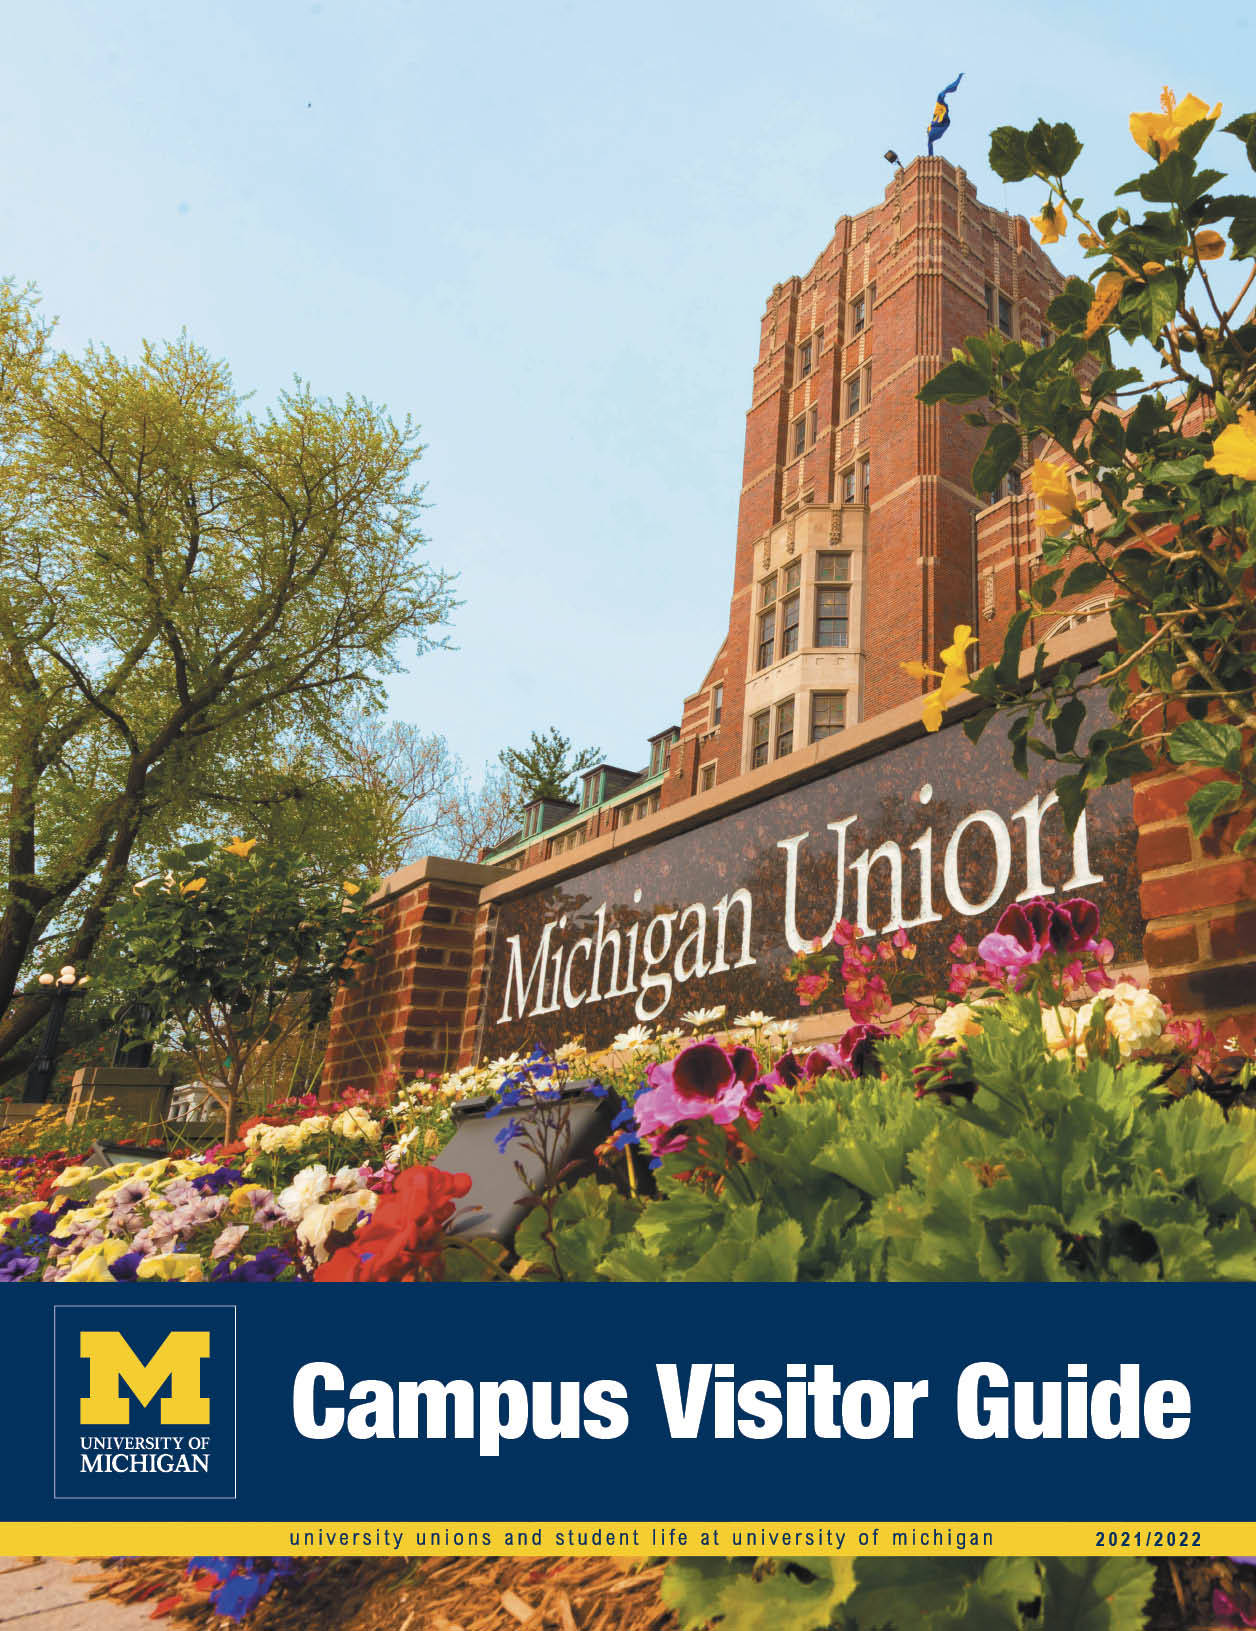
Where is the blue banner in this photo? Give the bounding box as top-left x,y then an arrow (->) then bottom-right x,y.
11,1283 -> 1248,1526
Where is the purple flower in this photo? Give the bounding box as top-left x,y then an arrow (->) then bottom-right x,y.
209,1247 -> 292,1283
191,1167 -> 243,1195
1214,1586 -> 1256,1627
494,1118 -> 525,1153
108,1252 -> 143,1281
0,1249 -> 40,1282
610,1103 -> 640,1149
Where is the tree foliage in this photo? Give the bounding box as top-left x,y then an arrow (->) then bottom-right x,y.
0,284 -> 455,1069
918,100 -> 1256,844
104,837 -> 376,1139
497,726 -> 602,804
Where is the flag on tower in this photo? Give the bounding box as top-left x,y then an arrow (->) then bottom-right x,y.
927,73 -> 964,155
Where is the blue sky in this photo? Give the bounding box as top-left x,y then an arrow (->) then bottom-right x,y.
3,0 -> 1252,782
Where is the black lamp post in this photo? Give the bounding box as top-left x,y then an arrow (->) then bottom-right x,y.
24,968 -> 85,1104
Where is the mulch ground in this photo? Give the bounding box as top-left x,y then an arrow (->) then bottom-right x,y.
89,1556 -> 677,1629
83,1553 -> 1256,1628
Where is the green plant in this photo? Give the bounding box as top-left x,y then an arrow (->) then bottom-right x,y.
105,837 -> 377,1140
661,1554 -> 1154,1631
523,1000 -> 1256,1284
917,95 -> 1256,842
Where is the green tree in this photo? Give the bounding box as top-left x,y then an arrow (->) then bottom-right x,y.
918,96 -> 1256,844
497,727 -> 602,804
0,282 -> 455,1075
104,836 -> 376,1141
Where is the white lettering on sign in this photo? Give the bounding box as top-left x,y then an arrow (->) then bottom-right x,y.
496,784 -> 1105,1027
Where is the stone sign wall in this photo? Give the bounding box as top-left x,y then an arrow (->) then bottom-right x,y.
478,693 -> 1143,1057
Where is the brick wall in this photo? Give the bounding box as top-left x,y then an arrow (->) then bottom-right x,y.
321,858 -> 502,1100
1134,763 -> 1256,1051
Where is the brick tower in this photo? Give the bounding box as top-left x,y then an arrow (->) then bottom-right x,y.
664,155 -> 1065,807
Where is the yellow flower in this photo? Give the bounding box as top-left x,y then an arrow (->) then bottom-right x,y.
181,877 -> 207,895
137,1253 -> 205,1282
1207,409 -> 1256,481
1129,89 -> 1221,161
1141,261 -> 1165,275
227,1184 -> 265,1218
341,880 -> 361,896
1078,231 -> 1102,251
223,837 -> 258,857
901,625 -> 976,733
1192,230 -> 1226,261
62,1240 -> 134,1282
51,1165 -> 97,1190
1031,201 -> 1066,245
1028,460 -> 1080,531
1084,271 -> 1128,338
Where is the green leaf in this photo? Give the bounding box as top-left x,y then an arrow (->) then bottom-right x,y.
663,1557 -> 856,1631
1051,697 -> 1087,757
1168,718 -> 1242,771
1224,112 -> 1256,172
996,610 -> 1031,687
1025,119 -> 1082,179
972,424 -> 1022,495
919,358 -> 989,405
1059,560 -> 1110,598
988,126 -> 1033,182
1039,1557 -> 1154,1631
1186,778 -> 1241,836
1053,771 -> 1088,833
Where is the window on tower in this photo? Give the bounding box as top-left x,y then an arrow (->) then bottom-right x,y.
859,456 -> 871,502
845,372 -> 861,417
757,607 -> 776,670
792,414 -> 807,458
711,682 -> 723,726
810,692 -> 847,742
815,584 -> 850,648
750,710 -> 770,769
780,562 -> 801,656
798,337 -> 813,377
841,466 -> 856,504
775,697 -> 795,758
851,292 -> 866,335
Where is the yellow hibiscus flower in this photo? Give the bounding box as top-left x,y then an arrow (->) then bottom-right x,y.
1031,201 -> 1067,245
1207,409 -> 1256,481
1028,460 -> 1080,531
223,837 -> 259,858
1192,230 -> 1226,260
1129,89 -> 1221,161
1084,271 -> 1128,339
181,877 -> 207,895
901,625 -> 977,733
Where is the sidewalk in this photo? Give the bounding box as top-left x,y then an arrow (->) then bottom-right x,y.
0,1559 -> 151,1628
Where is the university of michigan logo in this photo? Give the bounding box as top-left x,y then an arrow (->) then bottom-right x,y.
79,1330 -> 211,1426
54,1306 -> 236,1500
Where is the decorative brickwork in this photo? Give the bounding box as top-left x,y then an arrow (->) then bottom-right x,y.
321,858 -> 503,1099
1132,762 -> 1256,1051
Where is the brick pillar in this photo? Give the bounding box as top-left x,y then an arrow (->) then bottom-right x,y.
1134,764 -> 1256,1051
457,902 -> 499,1068
322,858 -> 501,1100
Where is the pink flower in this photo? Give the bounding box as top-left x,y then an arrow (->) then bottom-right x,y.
977,896 -> 1107,988
635,1040 -> 760,1140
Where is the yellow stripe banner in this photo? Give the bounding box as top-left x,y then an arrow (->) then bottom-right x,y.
3,1522 -> 1250,1557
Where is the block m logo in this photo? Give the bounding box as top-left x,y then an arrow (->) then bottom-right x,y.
79,1330 -> 211,1425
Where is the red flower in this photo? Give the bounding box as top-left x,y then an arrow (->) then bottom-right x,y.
314,1166 -> 472,1283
